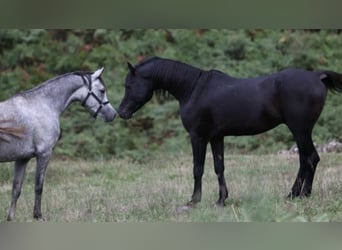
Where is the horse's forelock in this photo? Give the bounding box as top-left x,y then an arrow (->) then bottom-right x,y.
73,71 -> 108,91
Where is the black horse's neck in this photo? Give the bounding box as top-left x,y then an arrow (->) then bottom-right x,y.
139,57 -> 204,103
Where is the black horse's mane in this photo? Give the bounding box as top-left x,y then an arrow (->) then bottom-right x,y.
135,57 -> 203,101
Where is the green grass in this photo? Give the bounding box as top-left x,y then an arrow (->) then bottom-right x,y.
1,152 -> 342,222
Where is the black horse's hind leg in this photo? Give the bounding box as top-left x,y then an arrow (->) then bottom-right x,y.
33,152 -> 52,220
288,132 -> 320,198
210,137 -> 228,206
7,159 -> 29,221
187,135 -> 208,206
304,148 -> 320,195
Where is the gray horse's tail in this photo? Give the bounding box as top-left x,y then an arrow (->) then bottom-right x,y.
318,70 -> 342,93
0,121 -> 25,142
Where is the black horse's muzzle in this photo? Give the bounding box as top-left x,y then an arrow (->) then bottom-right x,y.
118,109 -> 132,120
117,100 -> 136,120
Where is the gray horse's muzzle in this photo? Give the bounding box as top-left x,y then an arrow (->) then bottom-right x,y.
101,105 -> 117,122
81,91 -> 110,119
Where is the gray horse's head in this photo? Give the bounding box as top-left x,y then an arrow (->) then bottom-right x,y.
81,68 -> 116,122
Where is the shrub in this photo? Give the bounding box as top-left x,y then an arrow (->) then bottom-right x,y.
1,29 -> 342,159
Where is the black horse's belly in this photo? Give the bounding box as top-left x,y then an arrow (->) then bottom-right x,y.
181,95 -> 283,139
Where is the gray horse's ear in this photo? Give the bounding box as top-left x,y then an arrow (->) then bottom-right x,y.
91,67 -> 104,81
127,62 -> 135,75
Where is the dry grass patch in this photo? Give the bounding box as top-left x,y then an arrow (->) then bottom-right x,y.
1,153 -> 342,221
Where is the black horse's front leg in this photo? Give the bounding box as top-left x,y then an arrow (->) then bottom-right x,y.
210,137 -> 228,206
187,135 -> 208,207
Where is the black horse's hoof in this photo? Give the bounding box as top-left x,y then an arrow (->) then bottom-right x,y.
215,200 -> 226,207
287,193 -> 295,200
177,205 -> 192,213
287,190 -> 311,200
34,215 -> 45,222
187,199 -> 200,207
176,200 -> 198,213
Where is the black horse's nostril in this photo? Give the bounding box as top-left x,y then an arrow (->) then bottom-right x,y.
118,110 -> 131,120
117,110 -> 123,118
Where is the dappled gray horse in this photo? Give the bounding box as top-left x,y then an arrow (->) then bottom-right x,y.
0,68 -> 116,221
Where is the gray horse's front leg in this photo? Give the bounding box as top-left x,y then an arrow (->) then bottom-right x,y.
33,152 -> 52,221
7,159 -> 30,221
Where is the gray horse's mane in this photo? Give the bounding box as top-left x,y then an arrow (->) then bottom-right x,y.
14,71 -> 92,97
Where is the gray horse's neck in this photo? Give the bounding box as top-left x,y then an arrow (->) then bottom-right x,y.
16,73 -> 85,117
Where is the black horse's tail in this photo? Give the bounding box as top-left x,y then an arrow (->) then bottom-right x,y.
318,70 -> 342,93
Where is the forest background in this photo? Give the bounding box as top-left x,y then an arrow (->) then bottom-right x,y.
1,29 -> 342,160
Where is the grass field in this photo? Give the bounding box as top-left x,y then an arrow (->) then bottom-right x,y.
1,152 -> 342,222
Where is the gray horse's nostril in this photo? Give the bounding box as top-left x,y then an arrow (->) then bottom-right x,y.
109,112 -> 117,122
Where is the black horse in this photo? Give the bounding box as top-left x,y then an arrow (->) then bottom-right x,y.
118,56 -> 342,207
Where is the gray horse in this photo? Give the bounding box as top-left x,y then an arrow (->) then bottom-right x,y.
0,68 -> 116,221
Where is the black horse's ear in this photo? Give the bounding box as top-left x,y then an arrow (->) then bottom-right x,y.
127,62 -> 135,74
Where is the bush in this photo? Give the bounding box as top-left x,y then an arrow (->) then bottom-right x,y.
1,29 -> 342,159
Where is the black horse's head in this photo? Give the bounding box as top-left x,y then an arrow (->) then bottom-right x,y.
118,62 -> 154,119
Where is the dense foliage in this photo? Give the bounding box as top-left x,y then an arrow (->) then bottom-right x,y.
1,29 -> 342,159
